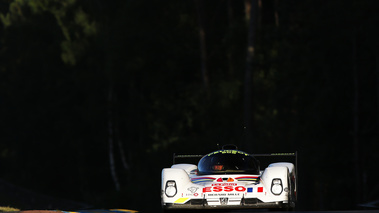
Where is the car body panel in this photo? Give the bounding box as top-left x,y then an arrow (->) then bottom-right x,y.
161,149 -> 297,210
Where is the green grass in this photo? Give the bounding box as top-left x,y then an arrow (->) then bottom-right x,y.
0,206 -> 20,212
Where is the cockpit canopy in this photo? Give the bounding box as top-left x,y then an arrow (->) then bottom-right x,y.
197,150 -> 260,175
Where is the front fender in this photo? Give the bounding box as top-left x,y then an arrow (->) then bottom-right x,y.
261,166 -> 289,200
161,168 -> 192,203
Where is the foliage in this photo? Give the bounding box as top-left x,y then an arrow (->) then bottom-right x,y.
0,0 -> 378,211
0,206 -> 19,212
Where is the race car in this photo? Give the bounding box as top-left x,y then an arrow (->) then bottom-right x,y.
161,145 -> 297,210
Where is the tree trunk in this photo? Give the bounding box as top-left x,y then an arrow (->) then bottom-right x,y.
274,0 -> 279,27
108,85 -> 121,191
244,0 -> 258,152
97,0 -> 122,192
227,0 -> 234,77
376,52 -> 379,137
115,125 -> 130,171
112,93 -> 130,172
352,25 -> 361,206
195,0 -> 210,94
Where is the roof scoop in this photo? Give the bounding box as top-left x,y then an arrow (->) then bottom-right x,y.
222,144 -> 238,150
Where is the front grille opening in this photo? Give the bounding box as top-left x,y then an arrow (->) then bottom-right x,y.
244,198 -> 259,205
190,199 -> 204,205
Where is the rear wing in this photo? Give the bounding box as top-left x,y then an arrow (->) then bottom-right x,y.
173,152 -> 298,169
252,152 -> 297,169
173,154 -> 204,165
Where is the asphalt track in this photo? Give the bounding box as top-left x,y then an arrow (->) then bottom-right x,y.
6,209 -> 379,213
163,210 -> 379,213
178,210 -> 379,213
218,210 -> 379,213
236,211 -> 379,213
5,209 -> 137,213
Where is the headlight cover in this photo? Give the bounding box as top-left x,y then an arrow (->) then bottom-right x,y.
165,180 -> 177,197
271,178 -> 283,195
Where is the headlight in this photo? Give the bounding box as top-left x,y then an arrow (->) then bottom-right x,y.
272,179 -> 281,185
271,178 -> 283,195
165,180 -> 177,197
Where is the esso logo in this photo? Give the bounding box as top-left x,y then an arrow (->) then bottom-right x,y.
203,186 -> 246,193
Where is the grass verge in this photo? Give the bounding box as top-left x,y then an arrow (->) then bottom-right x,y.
0,206 -> 20,212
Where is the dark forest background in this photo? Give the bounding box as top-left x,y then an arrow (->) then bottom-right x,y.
1,0 -> 379,212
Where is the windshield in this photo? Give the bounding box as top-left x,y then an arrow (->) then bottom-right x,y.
197,150 -> 259,175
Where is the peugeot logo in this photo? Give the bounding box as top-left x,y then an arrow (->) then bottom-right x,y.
187,187 -> 199,193
220,197 -> 228,205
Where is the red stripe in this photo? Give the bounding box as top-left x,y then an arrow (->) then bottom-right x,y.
235,176 -> 259,179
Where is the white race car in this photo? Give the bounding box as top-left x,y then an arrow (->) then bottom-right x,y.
161,145 -> 297,210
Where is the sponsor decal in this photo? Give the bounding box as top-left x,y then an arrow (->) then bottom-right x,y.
215,177 -> 235,182
187,187 -> 199,193
212,183 -> 237,186
207,193 -> 241,197
245,187 -> 264,193
227,177 -> 235,182
203,185 -> 246,192
227,193 -> 240,196
207,150 -> 249,156
185,193 -> 199,197
208,193 -> 227,196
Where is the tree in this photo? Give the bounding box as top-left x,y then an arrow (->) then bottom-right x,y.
244,0 -> 258,152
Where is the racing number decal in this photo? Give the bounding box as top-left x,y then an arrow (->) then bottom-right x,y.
203,186 -> 246,193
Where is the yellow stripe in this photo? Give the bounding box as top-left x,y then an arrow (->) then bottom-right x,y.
174,198 -> 189,204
